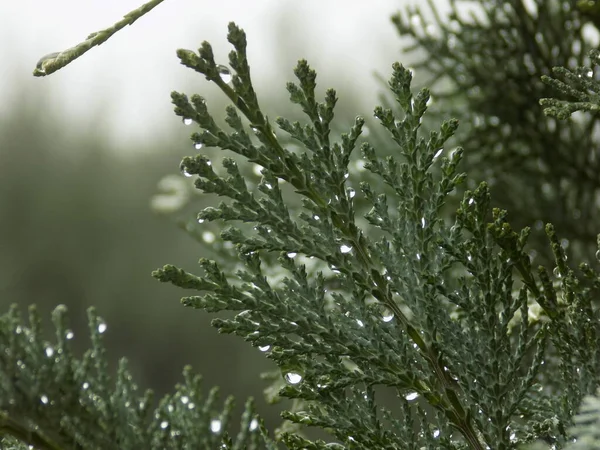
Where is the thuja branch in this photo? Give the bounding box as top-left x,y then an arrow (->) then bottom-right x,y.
32,0 -> 166,77
172,22 -> 485,449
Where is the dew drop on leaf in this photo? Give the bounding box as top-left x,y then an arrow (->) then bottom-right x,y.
217,65 -> 232,83
284,372 -> 303,384
405,392 -> 419,401
160,421 -> 169,429
381,309 -> 394,322
287,252 -> 297,258
194,142 -> 203,150
45,347 -> 54,357
65,330 -> 74,340
258,345 -> 270,352
98,323 -> 107,334
249,418 -> 258,431
182,117 -> 193,125
340,244 -> 352,254
181,396 -> 189,404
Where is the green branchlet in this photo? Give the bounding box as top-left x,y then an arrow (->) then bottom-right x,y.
151,21 -> 600,450
0,304 -> 273,449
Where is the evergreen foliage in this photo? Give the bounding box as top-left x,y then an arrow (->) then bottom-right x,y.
9,1 -> 600,448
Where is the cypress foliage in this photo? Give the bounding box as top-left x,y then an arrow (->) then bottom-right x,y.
5,1 -> 600,448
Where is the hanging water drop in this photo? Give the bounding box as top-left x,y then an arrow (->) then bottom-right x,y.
553,266 -> 561,278
66,330 -> 74,340
258,345 -> 270,352
45,347 -> 54,357
180,163 -> 192,178
160,421 -> 169,429
40,395 -> 49,405
182,117 -> 193,126
340,244 -> 352,254
198,218 -> 205,224
287,252 -> 297,258
313,214 -> 320,221
217,65 -> 232,83
347,188 -> 356,199
284,372 -> 303,384
210,419 -> 222,433
181,396 -> 189,404
98,323 -> 107,334
405,392 -> 419,401
249,418 -> 258,431
194,142 -> 203,150
433,429 -> 441,438
381,308 -> 394,322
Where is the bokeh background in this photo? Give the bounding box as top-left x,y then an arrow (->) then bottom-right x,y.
0,0 -> 435,430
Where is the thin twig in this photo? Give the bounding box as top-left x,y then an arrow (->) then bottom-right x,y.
33,0 -> 166,77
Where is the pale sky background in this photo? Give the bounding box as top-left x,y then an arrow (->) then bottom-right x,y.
0,0 -> 445,152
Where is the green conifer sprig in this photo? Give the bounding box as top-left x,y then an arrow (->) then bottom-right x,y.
391,0 -> 600,265
0,304 -> 273,449
149,21 -> 600,449
540,49 -> 600,119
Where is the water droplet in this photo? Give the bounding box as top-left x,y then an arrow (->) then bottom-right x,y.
217,65 -> 232,83
35,51 -> 60,74
421,217 -> 426,228
160,421 -> 169,429
405,392 -> 419,401
182,117 -> 193,126
202,231 -> 216,244
206,160 -> 212,166
65,330 -> 74,340
287,252 -> 297,258
553,266 -> 561,278
433,429 -> 440,438
194,142 -> 203,150
434,148 -> 443,159
347,188 -> 356,198
313,214 -> 320,221
98,323 -> 107,334
284,372 -> 303,384
187,402 -> 195,409
45,347 -> 54,357
180,163 -> 192,178
210,419 -> 222,433
258,345 -> 270,352
264,183 -> 272,189
198,218 -> 205,224
381,309 -> 394,322
468,198 -> 475,205
340,244 -> 352,254
15,326 -> 22,334
40,395 -> 49,405
249,418 -> 258,431
181,396 -> 189,404
82,382 -> 90,390
167,404 -> 174,413
356,319 -> 364,327
344,173 -> 350,179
